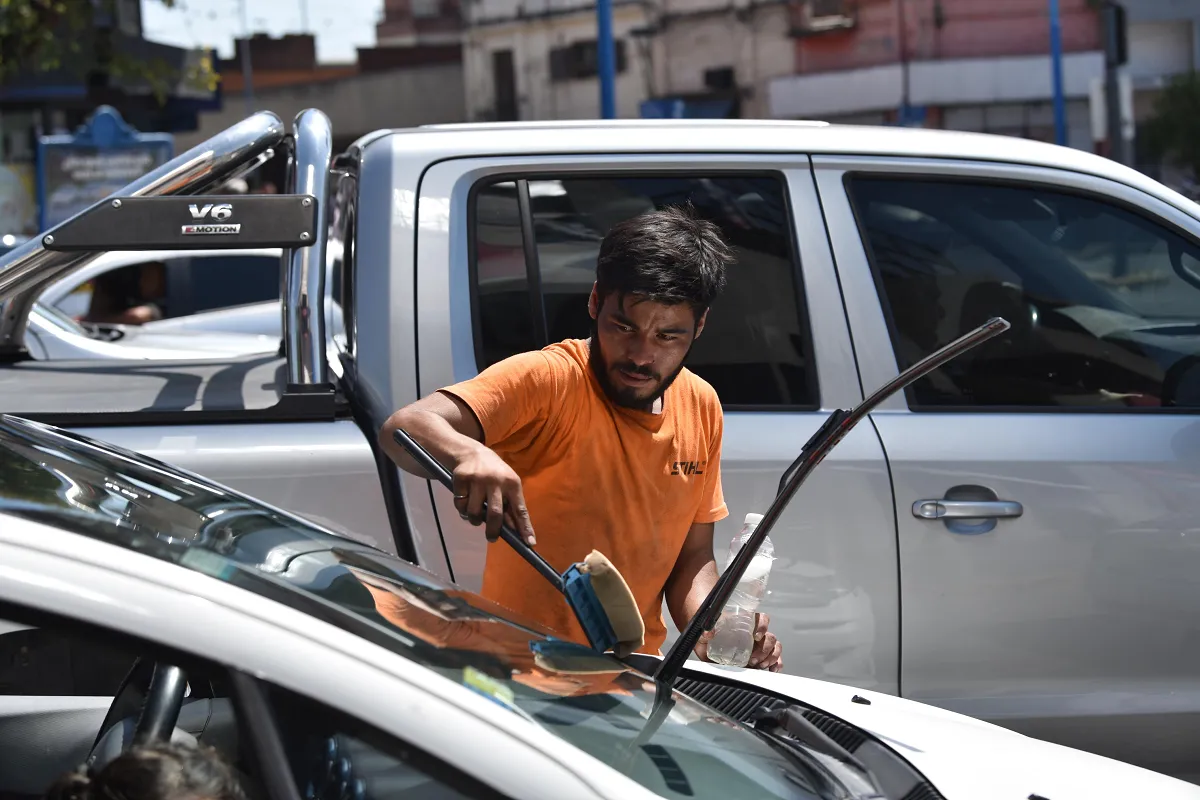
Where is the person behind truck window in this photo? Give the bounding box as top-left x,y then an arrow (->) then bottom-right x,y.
44,741 -> 247,800
381,204 -> 783,672
83,262 -> 167,325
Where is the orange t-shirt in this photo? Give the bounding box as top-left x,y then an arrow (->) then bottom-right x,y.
441,337 -> 728,655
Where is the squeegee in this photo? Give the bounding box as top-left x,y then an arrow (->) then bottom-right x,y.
391,428 -> 645,658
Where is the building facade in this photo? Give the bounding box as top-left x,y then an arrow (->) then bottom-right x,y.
463,0 -> 794,121
463,0 -> 1200,169
769,0 -> 1200,166
377,0 -> 465,46
0,1 -> 218,238
178,33 -> 466,172
768,0 -> 1104,148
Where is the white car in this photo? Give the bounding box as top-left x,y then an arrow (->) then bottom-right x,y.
38,247 -> 285,322
37,247 -> 343,342
25,301 -> 280,360
0,413 -> 1196,800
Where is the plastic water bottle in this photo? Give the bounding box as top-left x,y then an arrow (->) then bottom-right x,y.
705,513 -> 774,667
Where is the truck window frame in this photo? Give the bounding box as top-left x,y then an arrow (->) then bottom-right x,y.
465,168 -> 821,412
843,169 -> 1200,415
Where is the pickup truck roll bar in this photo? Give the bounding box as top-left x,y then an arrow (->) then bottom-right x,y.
0,111 -> 287,354
0,108 -> 335,392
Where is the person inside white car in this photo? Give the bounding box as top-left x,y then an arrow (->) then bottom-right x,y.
44,741 -> 248,800
82,261 -> 167,326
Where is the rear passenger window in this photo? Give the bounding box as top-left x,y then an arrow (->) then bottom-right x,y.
848,176 -> 1200,409
470,175 -> 816,408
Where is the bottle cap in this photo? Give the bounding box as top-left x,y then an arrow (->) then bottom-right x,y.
744,513 -> 764,525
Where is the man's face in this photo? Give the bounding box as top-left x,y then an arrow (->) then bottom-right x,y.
587,285 -> 706,411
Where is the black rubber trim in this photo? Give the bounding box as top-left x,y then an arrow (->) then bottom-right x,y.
9,388 -> 350,428
338,355 -> 419,564
410,159 -> 457,583
514,179 -> 549,347
228,671 -> 304,800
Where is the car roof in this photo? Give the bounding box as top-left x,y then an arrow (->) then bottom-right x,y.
370,120 -> 1200,221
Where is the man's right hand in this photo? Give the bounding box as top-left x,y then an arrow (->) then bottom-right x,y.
451,444 -> 536,546
380,389 -> 536,546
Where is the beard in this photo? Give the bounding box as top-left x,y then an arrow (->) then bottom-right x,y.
588,319 -> 690,412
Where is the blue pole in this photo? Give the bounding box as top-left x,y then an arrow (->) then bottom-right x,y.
1049,0 -> 1067,146
597,0 -> 616,119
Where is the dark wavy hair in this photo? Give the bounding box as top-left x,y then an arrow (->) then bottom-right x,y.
594,203 -> 733,321
45,742 -> 247,800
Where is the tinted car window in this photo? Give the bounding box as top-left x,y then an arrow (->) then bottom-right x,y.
0,621 -> 134,696
848,177 -> 1200,409
182,254 -> 281,315
471,175 -> 817,408
266,682 -> 492,800
0,415 -> 831,800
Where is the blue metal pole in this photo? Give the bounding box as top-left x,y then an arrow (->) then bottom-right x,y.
1049,0 -> 1067,146
597,0 -> 616,119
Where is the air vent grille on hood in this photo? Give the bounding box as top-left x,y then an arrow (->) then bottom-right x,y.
673,675 -> 948,800
801,708 -> 869,752
674,678 -> 785,723
641,743 -> 694,796
676,678 -> 869,750
900,782 -> 943,800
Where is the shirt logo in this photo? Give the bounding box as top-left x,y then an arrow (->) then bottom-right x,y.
671,460 -> 706,476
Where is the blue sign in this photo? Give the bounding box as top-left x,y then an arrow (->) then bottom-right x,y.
36,105 -> 174,231
893,104 -> 927,127
639,97 -> 735,119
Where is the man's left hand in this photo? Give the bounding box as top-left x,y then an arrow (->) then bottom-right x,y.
695,613 -> 783,672
747,613 -> 782,672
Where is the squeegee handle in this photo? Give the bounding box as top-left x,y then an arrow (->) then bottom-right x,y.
391,428 -> 564,591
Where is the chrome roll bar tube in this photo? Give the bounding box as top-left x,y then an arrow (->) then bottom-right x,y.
283,109 -> 333,389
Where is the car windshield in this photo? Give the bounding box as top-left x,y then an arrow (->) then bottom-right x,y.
0,415 -> 833,800
31,302 -> 90,336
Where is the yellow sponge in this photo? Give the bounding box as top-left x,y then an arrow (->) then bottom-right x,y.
578,550 -> 645,658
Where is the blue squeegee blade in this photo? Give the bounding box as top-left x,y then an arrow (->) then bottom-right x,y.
562,566 -> 618,653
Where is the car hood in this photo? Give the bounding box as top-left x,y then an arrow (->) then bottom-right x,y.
114,326 -> 278,355
681,662 -> 1200,800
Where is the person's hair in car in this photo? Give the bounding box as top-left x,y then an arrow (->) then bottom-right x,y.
595,203 -> 733,323
44,742 -> 247,800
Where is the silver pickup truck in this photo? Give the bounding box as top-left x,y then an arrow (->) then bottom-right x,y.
3,109 -> 1200,781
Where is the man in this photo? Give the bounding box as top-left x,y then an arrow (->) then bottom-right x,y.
380,204 -> 782,672
83,261 -> 167,325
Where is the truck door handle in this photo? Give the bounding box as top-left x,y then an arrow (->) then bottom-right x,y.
912,499 -> 1023,520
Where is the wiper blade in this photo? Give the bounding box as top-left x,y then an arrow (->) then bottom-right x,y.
654,316 -> 1011,687
751,716 -> 877,800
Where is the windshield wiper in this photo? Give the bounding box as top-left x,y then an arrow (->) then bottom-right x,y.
653,316 -> 1011,688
